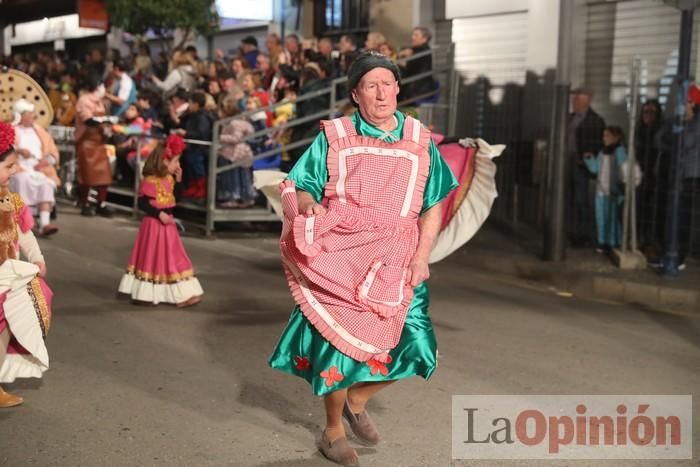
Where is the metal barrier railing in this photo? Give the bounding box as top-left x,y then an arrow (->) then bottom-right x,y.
51,44 -> 457,235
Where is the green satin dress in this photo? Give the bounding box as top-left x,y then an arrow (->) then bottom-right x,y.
268,111 -> 457,396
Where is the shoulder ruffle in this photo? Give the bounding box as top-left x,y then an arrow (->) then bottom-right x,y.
138,176 -> 158,198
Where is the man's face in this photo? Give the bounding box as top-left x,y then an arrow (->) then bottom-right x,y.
221,77 -> 235,91
641,104 -> 657,126
411,29 -> 427,47
319,40 -> 332,56
351,68 -> 399,124
571,93 -> 590,113
20,111 -> 35,126
285,37 -> 299,53
339,37 -> 352,53
257,55 -> 270,72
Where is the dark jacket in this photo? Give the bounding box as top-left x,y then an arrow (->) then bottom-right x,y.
656,112 -> 700,180
570,107 -> 606,158
289,78 -> 330,163
243,49 -> 258,69
183,109 -> 214,148
635,120 -> 662,183
402,43 -> 435,97
340,49 -> 360,75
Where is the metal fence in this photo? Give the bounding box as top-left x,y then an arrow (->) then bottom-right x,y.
201,44 -> 456,234
455,60 -> 700,261
48,45 -> 457,235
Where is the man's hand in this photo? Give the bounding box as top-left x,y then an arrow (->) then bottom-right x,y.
304,203 -> 327,216
296,191 -> 326,216
16,148 -> 32,159
406,258 -> 429,286
34,261 -> 47,277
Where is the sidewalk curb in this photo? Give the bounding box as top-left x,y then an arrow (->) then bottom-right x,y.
465,252 -> 700,314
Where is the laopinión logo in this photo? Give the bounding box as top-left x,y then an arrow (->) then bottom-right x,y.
451,395 -> 692,459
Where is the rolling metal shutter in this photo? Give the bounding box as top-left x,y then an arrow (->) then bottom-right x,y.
450,11 -> 529,141
584,0 -> 700,125
452,11 -> 529,87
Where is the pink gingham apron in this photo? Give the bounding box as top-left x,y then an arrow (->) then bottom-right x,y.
279,116 -> 431,362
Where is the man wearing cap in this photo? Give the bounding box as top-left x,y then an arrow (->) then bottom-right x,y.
268,51 -> 457,464
240,36 -> 259,69
568,87 -> 605,247
11,99 -> 60,236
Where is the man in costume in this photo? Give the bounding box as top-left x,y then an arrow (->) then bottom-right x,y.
11,99 -> 60,236
268,51 -> 458,465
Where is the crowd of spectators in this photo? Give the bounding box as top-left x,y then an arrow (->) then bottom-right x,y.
567,86 -> 700,270
0,27 -> 438,209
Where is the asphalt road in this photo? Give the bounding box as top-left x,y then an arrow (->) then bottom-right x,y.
0,208 -> 698,467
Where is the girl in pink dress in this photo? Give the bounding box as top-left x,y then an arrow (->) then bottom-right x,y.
118,135 -> 203,307
0,121 -> 54,408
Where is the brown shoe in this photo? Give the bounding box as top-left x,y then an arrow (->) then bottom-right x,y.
176,295 -> 202,308
317,432 -> 359,466
343,400 -> 380,445
0,386 -> 24,408
40,224 -> 59,236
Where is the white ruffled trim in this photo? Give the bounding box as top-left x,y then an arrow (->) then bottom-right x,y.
118,274 -> 204,305
0,261 -> 49,383
0,353 -> 46,383
0,259 -> 39,294
429,138 -> 505,263
2,276 -> 49,367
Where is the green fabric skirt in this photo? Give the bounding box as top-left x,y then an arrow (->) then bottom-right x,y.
268,282 -> 438,396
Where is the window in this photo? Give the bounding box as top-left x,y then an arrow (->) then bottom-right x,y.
314,0 -> 369,39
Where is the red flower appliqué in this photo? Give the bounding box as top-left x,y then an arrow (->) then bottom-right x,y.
367,355 -> 393,376
320,366 -> 344,387
294,355 -> 310,371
